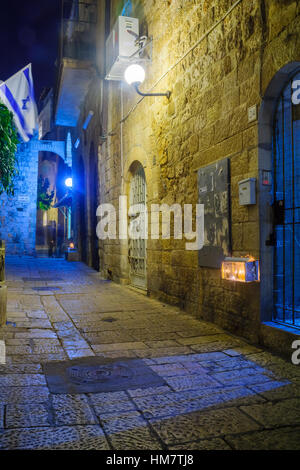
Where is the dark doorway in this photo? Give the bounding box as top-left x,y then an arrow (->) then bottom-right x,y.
78,156 -> 87,263
89,143 -> 99,271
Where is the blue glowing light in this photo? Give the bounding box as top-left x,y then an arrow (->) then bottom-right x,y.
65,177 -> 72,188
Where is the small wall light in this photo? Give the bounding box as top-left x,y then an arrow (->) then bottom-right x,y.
124,64 -> 171,99
221,257 -> 260,283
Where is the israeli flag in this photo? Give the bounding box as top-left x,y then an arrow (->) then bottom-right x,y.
0,64 -> 37,142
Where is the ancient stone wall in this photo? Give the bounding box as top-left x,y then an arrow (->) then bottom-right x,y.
77,0 -> 300,342
0,140 -> 39,255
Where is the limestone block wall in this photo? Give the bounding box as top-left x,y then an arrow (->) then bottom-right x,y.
72,74 -> 104,268
0,140 -> 39,255
76,0 -> 300,343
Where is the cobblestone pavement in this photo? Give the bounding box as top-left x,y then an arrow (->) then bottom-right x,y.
0,256 -> 300,450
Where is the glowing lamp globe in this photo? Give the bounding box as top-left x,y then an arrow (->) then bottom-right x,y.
124,64 -> 145,85
65,177 -> 73,188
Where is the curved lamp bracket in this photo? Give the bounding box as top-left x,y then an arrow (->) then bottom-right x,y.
133,82 -> 171,99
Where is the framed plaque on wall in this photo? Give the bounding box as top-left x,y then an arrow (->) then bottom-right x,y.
197,158 -> 232,268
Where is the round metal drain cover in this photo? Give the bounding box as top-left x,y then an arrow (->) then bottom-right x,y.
67,363 -> 133,385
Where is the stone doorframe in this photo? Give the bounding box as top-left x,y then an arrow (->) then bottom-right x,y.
258,61 -> 300,323
121,146 -> 151,287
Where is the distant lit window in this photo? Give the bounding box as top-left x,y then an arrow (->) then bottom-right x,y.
66,131 -> 72,167
43,211 -> 48,227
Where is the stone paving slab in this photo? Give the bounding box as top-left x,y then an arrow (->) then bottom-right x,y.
133,385 -> 266,415
0,386 -> 50,404
88,391 -> 128,404
240,398 -> 300,428
144,389 -> 266,421
226,426 -> 300,450
5,404 -> 50,428
190,340 -> 245,353
169,438 -> 232,450
108,427 -> 163,450
150,407 -> 261,445
127,386 -> 172,398
165,373 -> 220,391
93,399 -> 136,416
133,346 -> 192,358
100,410 -> 148,434
0,425 -> 110,450
0,373 -> 46,387
0,363 -> 42,374
249,380 -> 300,400
83,330 -> 136,344
14,329 -> 57,339
51,394 -> 97,426
66,348 -> 95,359
6,352 -> 67,363
96,350 -> 138,359
128,330 -> 182,341
149,363 -> 188,377
92,341 -> 148,352
1,256 -> 300,450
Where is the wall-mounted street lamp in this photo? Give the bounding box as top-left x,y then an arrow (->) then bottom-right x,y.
124,64 -> 171,99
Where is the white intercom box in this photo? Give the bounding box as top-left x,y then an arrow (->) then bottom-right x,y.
238,178 -> 256,205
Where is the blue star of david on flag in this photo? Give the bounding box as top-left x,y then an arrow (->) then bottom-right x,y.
0,64 -> 38,142
22,96 -> 30,110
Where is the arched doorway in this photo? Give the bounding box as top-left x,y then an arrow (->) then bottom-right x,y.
128,162 -> 147,290
259,63 -> 300,327
89,143 -> 99,271
35,151 -> 68,258
272,70 -> 300,327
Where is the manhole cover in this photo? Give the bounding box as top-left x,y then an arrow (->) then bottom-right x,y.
68,363 -> 133,385
32,286 -> 61,291
43,357 -> 166,394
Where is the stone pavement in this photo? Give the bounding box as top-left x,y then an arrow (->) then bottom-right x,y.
0,256 -> 300,450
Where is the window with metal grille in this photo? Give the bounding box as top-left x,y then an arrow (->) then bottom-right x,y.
273,70 -> 300,328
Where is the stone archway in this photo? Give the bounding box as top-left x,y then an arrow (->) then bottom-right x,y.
118,146 -> 152,287
36,149 -> 70,257
31,140 -> 66,161
127,160 -> 147,290
258,61 -> 300,322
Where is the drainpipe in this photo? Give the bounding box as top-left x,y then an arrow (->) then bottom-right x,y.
120,82 -> 128,283
120,82 -> 124,193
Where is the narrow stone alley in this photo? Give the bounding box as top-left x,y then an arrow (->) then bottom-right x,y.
0,257 -> 300,450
